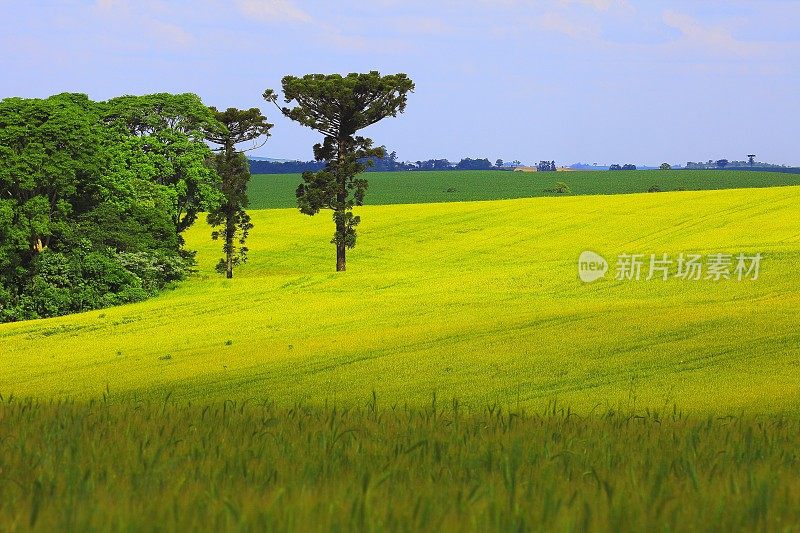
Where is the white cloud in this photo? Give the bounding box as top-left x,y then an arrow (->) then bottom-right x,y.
391,16 -> 453,35
558,0 -> 627,12
90,0 -> 195,50
95,0 -> 122,10
93,0 -> 132,16
662,10 -> 762,56
537,11 -> 598,39
232,0 -> 414,52
149,20 -> 194,48
485,0 -> 628,12
235,0 -> 312,24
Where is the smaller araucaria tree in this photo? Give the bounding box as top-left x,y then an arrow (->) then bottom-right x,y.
264,71 -> 414,271
204,107 -> 272,278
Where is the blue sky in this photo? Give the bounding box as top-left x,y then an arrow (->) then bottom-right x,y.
1,0 -> 798,165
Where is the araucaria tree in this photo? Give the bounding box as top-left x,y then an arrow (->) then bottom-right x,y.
264,72 -> 414,271
204,108 -> 272,278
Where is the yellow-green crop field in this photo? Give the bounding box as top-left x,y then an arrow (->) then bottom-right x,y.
2,186 -> 800,531
2,186 -> 799,412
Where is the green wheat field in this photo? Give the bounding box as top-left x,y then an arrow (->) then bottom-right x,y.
2,183 -> 800,530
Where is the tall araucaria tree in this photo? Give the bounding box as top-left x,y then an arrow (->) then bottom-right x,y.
204,107 -> 272,278
264,72 -> 414,271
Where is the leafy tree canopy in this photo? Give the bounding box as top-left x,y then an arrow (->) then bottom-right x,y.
206,107 -> 273,151
103,93 -> 224,235
0,92 -> 219,322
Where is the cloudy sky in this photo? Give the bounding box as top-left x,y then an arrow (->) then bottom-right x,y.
1,0 -> 798,165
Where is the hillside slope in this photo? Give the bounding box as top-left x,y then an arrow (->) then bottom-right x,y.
2,187 -> 799,412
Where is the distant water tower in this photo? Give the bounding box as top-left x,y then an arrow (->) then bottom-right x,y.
747,154 -> 756,166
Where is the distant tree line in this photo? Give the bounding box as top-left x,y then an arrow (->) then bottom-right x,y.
412,159 -> 451,171
685,160 -> 732,169
683,158 -> 796,170
250,155 -> 795,175
249,154 -> 516,174
607,161 -> 799,172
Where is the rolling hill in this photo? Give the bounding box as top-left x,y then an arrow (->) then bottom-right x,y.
2,186 -> 799,413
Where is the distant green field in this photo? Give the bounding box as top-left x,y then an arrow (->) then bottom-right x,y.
247,169 -> 800,209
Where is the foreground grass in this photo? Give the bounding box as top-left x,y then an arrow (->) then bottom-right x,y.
2,187 -> 800,411
1,397 -> 798,531
247,170 -> 800,208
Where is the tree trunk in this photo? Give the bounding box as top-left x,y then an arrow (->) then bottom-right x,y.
226,202 -> 235,279
335,210 -> 346,272
335,139 -> 347,272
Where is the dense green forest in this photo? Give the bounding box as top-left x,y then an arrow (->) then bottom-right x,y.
0,92 -> 225,321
